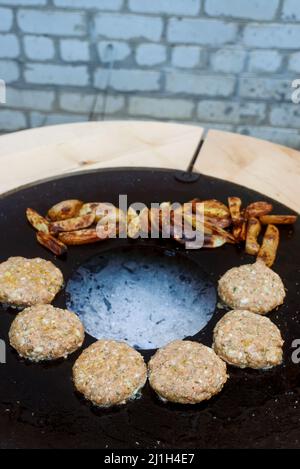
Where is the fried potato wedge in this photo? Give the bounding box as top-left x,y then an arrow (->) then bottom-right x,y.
36,231 -> 67,256
191,198 -> 231,228
257,224 -> 279,267
184,212 -> 235,244
149,208 -> 161,234
127,207 -> 141,238
259,214 -> 297,225
26,208 -> 49,234
203,234 -> 227,248
49,213 -> 95,234
228,197 -> 242,224
58,228 -> 109,245
97,208 -> 127,236
233,216 -> 247,242
79,202 -> 116,222
246,201 -> 273,218
245,217 -> 261,255
47,199 -> 83,221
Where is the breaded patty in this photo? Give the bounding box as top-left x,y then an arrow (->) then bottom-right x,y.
148,340 -> 228,404
73,340 -> 147,407
0,257 -> 63,307
218,259 -> 285,314
213,309 -> 283,369
9,304 -> 84,362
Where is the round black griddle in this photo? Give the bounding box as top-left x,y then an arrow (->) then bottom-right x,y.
0,167 -> 299,449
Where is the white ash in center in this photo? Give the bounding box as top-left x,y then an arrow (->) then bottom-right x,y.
66,247 -> 216,350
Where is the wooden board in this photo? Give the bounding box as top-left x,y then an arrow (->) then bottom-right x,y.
0,121 -> 203,195
194,129 -> 300,213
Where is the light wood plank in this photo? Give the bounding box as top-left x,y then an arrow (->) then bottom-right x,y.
194,129 -> 300,213
0,121 -> 203,195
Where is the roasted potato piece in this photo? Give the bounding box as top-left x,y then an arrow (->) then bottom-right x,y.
127,207 -> 140,238
36,231 -> 67,256
47,199 -> 83,221
191,198 -> 231,228
127,218 -> 141,239
97,208 -> 127,236
203,234 -> 227,248
246,201 -> 273,218
149,207 -> 161,234
233,213 -> 247,242
228,197 -> 242,224
79,202 -> 115,222
58,228 -> 111,245
259,214 -> 297,225
49,213 -> 95,234
26,208 -> 49,234
257,224 -> 279,267
245,217 -> 261,255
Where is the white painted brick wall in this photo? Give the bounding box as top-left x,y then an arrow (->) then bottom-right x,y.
171,46 -> 202,69
210,49 -> 246,73
6,87 -> 55,111
53,0 -> 123,9
282,0 -> 300,21
25,63 -> 89,86
239,77 -> 291,101
0,7 -> 13,32
135,44 -> 166,66
0,110 -> 26,130
166,72 -> 235,97
128,0 -> 201,16
97,41 -> 131,62
167,18 -> 237,45
0,34 -> 20,58
94,69 -> 160,91
129,96 -> 194,119
205,0 -> 279,20
270,104 -> 300,128
0,60 -> 20,83
197,100 -> 266,124
0,0 -> 46,5
288,52 -> 300,72
248,50 -> 282,73
60,39 -> 90,62
0,0 -> 299,149
24,36 -> 55,60
243,24 -> 300,49
18,9 -> 86,36
94,14 -> 163,41
59,91 -> 124,114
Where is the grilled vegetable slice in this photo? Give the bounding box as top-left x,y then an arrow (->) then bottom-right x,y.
259,214 -> 297,225
257,224 -> 279,267
246,201 -> 273,218
36,231 -> 67,256
49,213 -> 95,234
47,199 -> 83,221
26,208 -> 49,234
245,217 -> 261,255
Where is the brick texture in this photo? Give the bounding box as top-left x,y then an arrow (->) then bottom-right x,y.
0,0 -> 299,149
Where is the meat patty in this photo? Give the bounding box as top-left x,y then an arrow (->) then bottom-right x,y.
148,340 -> 228,404
9,304 -> 84,361
213,309 -> 283,369
0,257 -> 63,307
218,259 -> 285,314
73,340 -> 147,407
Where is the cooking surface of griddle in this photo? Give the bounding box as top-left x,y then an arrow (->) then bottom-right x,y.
0,168 -> 299,449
